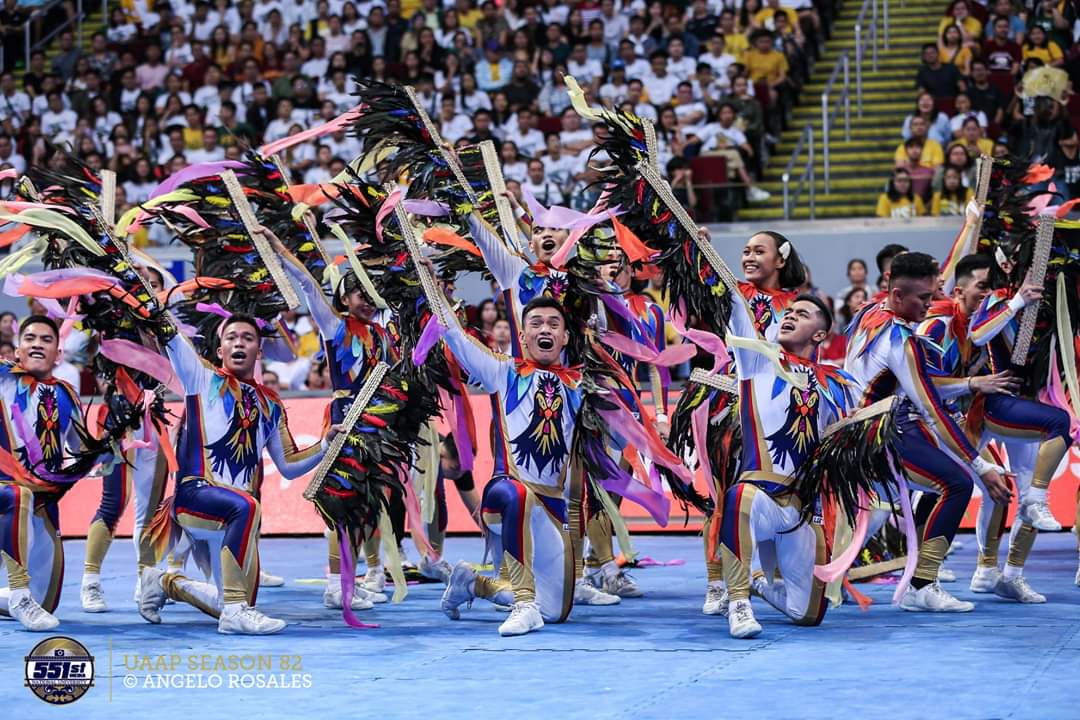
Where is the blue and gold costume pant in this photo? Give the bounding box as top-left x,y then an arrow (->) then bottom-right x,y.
0,484 -> 63,614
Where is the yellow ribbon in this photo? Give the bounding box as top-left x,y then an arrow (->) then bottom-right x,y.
1056,272 -> 1080,418
0,208 -> 104,257
327,222 -> 388,310
727,334 -> 809,390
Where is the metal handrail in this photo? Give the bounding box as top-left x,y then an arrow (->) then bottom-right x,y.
2,0 -> 96,73
854,0 -> 879,116
782,124 -> 815,221
821,51 -> 851,194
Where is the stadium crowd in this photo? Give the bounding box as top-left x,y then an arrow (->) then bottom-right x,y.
878,0 -> 1080,218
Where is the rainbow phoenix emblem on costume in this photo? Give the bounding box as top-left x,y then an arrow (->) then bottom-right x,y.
207,385 -> 264,484
512,374 -> 568,476
765,372 -> 820,469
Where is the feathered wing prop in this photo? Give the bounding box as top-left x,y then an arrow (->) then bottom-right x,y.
565,76 -> 738,340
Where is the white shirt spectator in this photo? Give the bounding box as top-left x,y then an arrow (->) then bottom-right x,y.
107,23 -> 139,43
165,43 -> 195,67
505,125 -> 546,158
301,57 -> 329,79
253,0 -> 284,24
523,178 -> 564,206
187,145 -> 227,163
190,15 -> 217,41
323,133 -> 362,161
700,51 -> 736,80
668,56 -> 697,82
457,90 -> 492,115
439,114 -> 474,143
230,83 -> 258,110
123,179 -> 157,204
700,122 -> 748,151
0,149 -> 26,175
560,127 -> 593,156
541,152 -> 579,190
155,91 -> 193,112
119,86 -> 142,113
633,101 -> 658,122
623,58 -> 651,82
193,84 -> 221,112
599,80 -> 629,105
0,90 -> 31,122
567,57 -> 604,87
675,100 -> 708,136
602,14 -> 630,48
502,160 -> 528,183
644,73 -> 680,105
949,110 -> 988,135
41,108 -> 79,137
541,5 -> 568,24
303,164 -> 333,184
264,112 -> 303,143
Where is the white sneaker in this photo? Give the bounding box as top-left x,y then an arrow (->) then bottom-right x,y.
259,570 -> 285,587
602,570 -> 644,598
573,578 -> 620,605
9,590 -> 59,632
727,599 -> 762,639
418,555 -> 453,584
898,582 -> 975,612
702,582 -> 728,616
747,186 -> 771,202
81,580 -> 108,613
218,603 -> 287,635
993,575 -> 1046,603
937,565 -> 957,583
498,601 -> 544,636
753,576 -> 787,614
969,566 -> 1001,593
441,561 -> 476,620
323,582 -> 374,610
355,576 -> 388,603
362,565 -> 386,595
138,567 -> 167,624
1019,501 -> 1061,532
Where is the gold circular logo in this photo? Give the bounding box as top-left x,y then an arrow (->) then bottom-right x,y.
24,636 -> 95,705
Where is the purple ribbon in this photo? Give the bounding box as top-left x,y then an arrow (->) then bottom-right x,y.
10,404 -> 80,485
336,523 -> 379,629
401,199 -> 449,217
411,315 -> 446,366
149,161 -> 247,199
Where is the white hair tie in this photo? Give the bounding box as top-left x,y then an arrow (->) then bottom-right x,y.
995,246 -> 1008,269
778,240 -> 791,260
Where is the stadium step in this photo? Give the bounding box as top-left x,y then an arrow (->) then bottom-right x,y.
736,0 -> 946,221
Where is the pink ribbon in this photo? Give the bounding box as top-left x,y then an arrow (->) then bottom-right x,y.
336,523 -> 379,629
258,105 -> 362,157
670,301 -> 729,372
1039,349 -> 1080,442
57,297 -> 81,344
396,462 -> 436,561
690,400 -> 716,502
121,390 -> 159,452
813,491 -> 871,582
601,330 -> 697,367
892,472 -> 920,605
374,186 -> 403,242
99,338 -> 183,397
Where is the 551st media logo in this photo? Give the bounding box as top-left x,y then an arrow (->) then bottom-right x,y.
24,636 -> 95,704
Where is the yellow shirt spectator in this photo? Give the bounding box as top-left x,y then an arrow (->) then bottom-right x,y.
876,194 -> 926,219
723,32 -> 750,61
939,44 -> 973,74
894,138 -> 944,168
1022,41 -> 1064,65
937,16 -> 982,41
931,187 -> 973,216
753,7 -> 799,32
745,47 -> 789,85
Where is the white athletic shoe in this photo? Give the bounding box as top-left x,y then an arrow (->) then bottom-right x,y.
969,566 -> 1001,593
9,589 -> 59,632
747,186 -> 771,202
138,567 -> 167,624
259,570 -> 285,587
441,561 -> 477,620
937,565 -> 957,583
362,565 -> 386,595
80,580 -> 108,613
322,582 -> 374,610
753,576 -> 787,614
218,603 -> 287,635
993,575 -> 1047,604
727,599 -> 762,639
355,576 -> 388,603
573,578 -> 620,605
1018,500 -> 1061,532
498,601 -> 544,636
702,582 -> 728,616
898,582 -> 975,613
601,569 -> 643,598
418,555 -> 453,584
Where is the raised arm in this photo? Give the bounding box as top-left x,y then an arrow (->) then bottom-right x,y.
165,328 -> 212,396
939,201 -> 981,295
278,243 -> 342,340
266,413 -> 326,480
726,287 -> 769,379
441,303 -> 513,395
467,211 -> 529,292
970,282 -> 1041,347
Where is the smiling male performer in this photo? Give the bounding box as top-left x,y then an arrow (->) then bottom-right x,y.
719,292 -> 858,638
845,252 -> 1012,613
440,296 -> 587,636
272,230 -> 400,609
138,314 -> 331,634
0,317 -> 114,631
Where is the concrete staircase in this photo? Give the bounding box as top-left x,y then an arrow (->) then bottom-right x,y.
12,3 -> 108,79
739,0 -> 945,221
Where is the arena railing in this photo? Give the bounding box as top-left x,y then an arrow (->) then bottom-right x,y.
3,0 -> 98,73
782,123 -> 815,220
821,51 -> 851,195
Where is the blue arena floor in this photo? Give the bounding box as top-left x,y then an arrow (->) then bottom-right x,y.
1,532 -> 1078,719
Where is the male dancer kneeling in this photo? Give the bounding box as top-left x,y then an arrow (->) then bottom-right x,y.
138,315 -> 332,634
719,295 -> 859,638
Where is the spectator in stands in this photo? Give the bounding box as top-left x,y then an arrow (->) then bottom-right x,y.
1027,0 -> 1074,51
500,140 -> 527,183
935,142 -> 978,190
896,115 -> 945,168
1022,25 -> 1065,67
1011,95 -> 1068,160
983,14 -> 1023,74
966,60 -> 1007,127
948,92 -> 989,138
645,50 -> 680,107
744,29 -> 789,131
940,25 -> 974,75
939,0 -> 983,51
1048,129 -> 1080,200
876,168 -> 926,218
0,0 -> 29,73
957,116 -> 994,158
915,42 -> 964,98
931,164 -> 974,215
834,258 -> 869,311
896,138 -> 935,200
476,40 -> 512,92
903,92 -> 953,145
522,158 -> 563,205
699,101 -> 771,202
